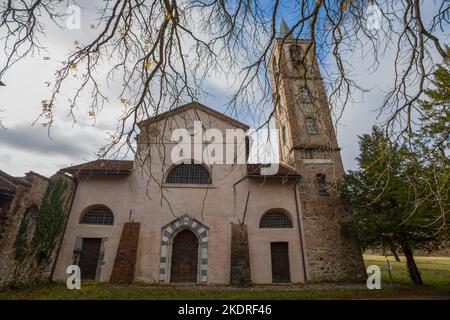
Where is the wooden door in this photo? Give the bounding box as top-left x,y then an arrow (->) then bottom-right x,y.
170,229 -> 198,283
271,242 -> 291,283
78,238 -> 102,280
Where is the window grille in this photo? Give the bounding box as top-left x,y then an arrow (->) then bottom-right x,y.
260,212 -> 293,228
80,206 -> 114,225
166,164 -> 211,184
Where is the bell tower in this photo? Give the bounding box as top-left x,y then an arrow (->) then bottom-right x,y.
269,20 -> 366,282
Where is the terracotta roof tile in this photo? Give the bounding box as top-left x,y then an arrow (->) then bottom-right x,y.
61,160 -> 134,175
247,163 -> 300,178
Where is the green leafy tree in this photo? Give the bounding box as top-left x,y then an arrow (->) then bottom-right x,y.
418,47 -> 450,158
342,127 -> 449,285
410,47 -> 450,249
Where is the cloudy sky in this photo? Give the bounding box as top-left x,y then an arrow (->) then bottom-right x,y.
0,2 -> 442,177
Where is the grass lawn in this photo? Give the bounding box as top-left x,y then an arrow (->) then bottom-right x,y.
0,255 -> 449,300
364,254 -> 450,291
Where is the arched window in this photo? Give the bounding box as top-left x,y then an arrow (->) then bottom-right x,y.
260,211 -> 293,228
80,205 -> 114,225
316,174 -> 327,195
166,164 -> 211,184
300,87 -> 311,103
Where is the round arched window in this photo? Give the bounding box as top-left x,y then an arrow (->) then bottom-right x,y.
80,205 -> 114,225
259,211 -> 293,228
166,164 -> 211,184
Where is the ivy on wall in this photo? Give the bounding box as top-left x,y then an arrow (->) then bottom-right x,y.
8,176 -> 72,289
12,178 -> 69,265
32,178 -> 68,265
13,207 -> 32,261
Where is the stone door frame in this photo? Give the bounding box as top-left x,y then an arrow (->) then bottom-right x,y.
159,215 -> 208,284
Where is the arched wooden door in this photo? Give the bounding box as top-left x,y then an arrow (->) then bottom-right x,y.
170,229 -> 199,283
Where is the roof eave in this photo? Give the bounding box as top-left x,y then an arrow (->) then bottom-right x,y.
0,189 -> 16,197
247,174 -> 301,179
61,169 -> 132,176
0,170 -> 31,187
137,102 -> 250,130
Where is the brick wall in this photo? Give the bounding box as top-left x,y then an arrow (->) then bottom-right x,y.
230,223 -> 251,286
110,222 -> 141,283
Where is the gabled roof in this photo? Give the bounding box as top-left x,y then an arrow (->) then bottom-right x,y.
247,163 -> 300,178
137,101 -> 249,130
26,171 -> 50,182
61,160 -> 134,175
0,178 -> 18,194
0,170 -> 30,195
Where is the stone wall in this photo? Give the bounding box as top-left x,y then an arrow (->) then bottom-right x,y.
296,153 -> 367,283
230,223 -> 251,286
0,172 -> 75,289
301,203 -> 366,282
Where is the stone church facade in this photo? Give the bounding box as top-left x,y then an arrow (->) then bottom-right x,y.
51,36 -> 366,285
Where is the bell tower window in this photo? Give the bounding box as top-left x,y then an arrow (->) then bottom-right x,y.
306,118 -> 317,135
281,126 -> 287,145
300,88 -> 311,103
290,45 -> 303,68
272,55 -> 279,76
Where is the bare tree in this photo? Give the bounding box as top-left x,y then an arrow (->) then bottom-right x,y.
0,0 -> 447,140
0,1 -> 448,222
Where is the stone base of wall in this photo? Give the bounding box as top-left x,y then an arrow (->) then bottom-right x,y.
293,149 -> 367,283
302,202 -> 366,283
230,223 -> 251,286
110,222 -> 140,284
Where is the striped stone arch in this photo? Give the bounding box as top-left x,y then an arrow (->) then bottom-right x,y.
159,215 -> 209,284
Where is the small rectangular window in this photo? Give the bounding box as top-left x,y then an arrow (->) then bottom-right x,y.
281,126 -> 287,145
317,174 -> 327,195
306,118 -> 317,135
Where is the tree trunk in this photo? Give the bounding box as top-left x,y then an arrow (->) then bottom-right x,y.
389,244 -> 401,262
402,244 -> 423,285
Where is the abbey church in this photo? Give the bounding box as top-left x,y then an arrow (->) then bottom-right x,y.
2,29 -> 366,286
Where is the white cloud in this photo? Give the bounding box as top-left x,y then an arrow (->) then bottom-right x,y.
2,1 -> 442,177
